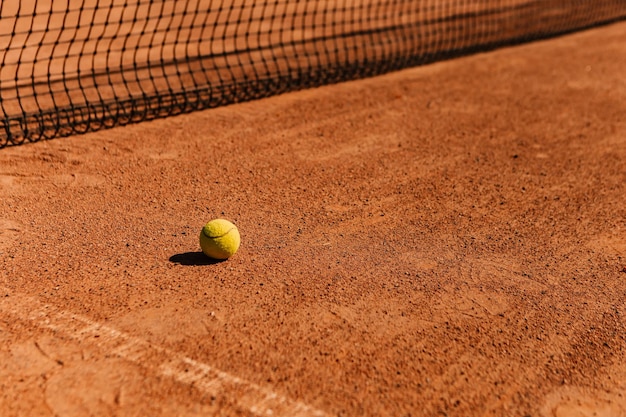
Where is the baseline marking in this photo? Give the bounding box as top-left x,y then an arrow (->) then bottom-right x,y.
0,290 -> 327,417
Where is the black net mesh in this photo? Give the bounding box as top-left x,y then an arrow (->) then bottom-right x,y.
1,0 -> 625,147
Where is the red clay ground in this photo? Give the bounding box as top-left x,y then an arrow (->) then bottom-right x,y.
1,21 -> 625,417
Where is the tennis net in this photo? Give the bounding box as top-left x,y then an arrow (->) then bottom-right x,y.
1,0 -> 625,147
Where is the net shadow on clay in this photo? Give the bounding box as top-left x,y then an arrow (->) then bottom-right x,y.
1,0 -> 625,147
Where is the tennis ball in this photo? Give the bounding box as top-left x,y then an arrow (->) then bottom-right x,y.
199,219 -> 240,260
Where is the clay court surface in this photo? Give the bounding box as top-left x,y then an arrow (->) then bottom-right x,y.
1,20 -> 625,416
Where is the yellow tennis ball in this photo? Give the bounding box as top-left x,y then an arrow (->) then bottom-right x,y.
199,219 -> 240,260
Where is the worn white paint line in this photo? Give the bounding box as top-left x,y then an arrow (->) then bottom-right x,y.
0,291 -> 327,417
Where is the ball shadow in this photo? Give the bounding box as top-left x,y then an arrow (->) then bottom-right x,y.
168,251 -> 225,266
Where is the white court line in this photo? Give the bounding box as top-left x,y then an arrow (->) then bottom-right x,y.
0,290 -> 327,417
